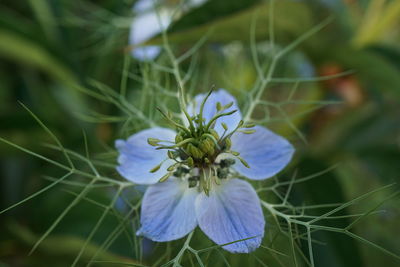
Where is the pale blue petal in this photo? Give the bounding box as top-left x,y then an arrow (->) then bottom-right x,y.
195,179 -> 265,253
231,126 -> 294,180
132,46 -> 162,61
137,178 -> 198,241
186,89 -> 242,136
116,127 -> 176,185
129,10 -> 171,61
133,0 -> 154,12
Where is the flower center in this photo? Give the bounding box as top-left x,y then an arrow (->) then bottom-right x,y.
148,90 -> 255,195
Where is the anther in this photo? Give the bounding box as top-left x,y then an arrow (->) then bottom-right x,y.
222,102 -> 234,110
147,138 -> 161,146
230,151 -> 240,156
239,129 -> 256,134
216,102 -> 222,111
159,172 -> 172,182
237,156 -> 250,168
150,163 -> 162,173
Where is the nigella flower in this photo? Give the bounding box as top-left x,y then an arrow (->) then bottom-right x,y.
116,89 -> 294,253
129,0 -> 207,60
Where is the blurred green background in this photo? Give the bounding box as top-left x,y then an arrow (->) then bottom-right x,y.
1,0 -> 400,266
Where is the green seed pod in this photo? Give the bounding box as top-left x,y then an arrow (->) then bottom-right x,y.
209,129 -> 220,140
207,146 -> 215,156
206,138 -> 215,148
199,138 -> 214,155
186,157 -> 194,167
224,138 -> 232,150
187,143 -> 204,159
208,138 -> 216,155
199,139 -> 209,154
175,134 -> 183,144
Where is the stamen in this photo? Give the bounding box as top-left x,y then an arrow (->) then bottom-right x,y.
149,158 -> 169,173
243,122 -> 256,128
157,107 -> 191,135
238,129 -> 257,134
147,138 -> 161,146
229,151 -> 240,156
216,102 -> 222,111
222,102 -> 234,110
150,163 -> 162,173
198,88 -> 214,130
217,101 -> 234,112
237,156 -> 250,168
167,163 -> 180,172
205,109 -> 238,131
155,138 -> 196,150
159,172 -> 172,182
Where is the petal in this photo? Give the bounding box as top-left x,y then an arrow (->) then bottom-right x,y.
133,0 -> 153,12
137,178 -> 198,241
132,46 -> 162,61
231,126 -> 294,180
195,179 -> 265,253
116,127 -> 176,185
129,10 -> 171,60
186,89 -> 242,136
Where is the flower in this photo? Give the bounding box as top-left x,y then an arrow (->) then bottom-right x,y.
129,0 -> 207,60
116,89 -> 294,253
